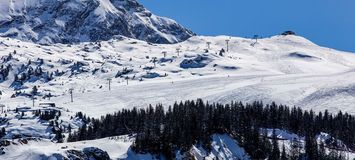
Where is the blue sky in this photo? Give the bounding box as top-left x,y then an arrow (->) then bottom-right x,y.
138,0 -> 355,52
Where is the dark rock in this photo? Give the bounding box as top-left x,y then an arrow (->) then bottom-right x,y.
83,147 -> 110,160
180,55 -> 211,69
66,147 -> 110,160
281,31 -> 296,36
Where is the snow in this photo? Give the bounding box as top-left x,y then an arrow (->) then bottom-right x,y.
316,132 -> 349,151
0,0 -> 39,21
260,128 -> 355,159
0,1 -> 11,21
0,1 -> 354,159
261,128 -> 301,141
94,0 -> 122,21
0,34 -> 354,158
208,134 -> 250,160
0,135 -> 134,160
1,134 -> 248,160
0,35 -> 354,118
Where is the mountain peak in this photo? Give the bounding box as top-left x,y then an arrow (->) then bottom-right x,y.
0,0 -> 195,44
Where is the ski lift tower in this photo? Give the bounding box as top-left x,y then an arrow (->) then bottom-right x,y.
225,39 -> 230,52
253,35 -> 259,43
206,42 -> 211,50
0,91 -> 2,113
107,78 -> 112,91
69,88 -> 74,102
176,48 -> 181,57
162,51 -> 167,58
0,104 -> 5,114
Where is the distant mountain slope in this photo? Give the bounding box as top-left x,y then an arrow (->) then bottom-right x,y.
1,34 -> 355,159
0,0 -> 195,44
1,35 -> 355,116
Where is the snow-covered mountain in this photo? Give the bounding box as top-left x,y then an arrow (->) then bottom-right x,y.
1,1 -> 355,159
0,0 -> 194,44
0,34 -> 355,116
0,29 -> 355,160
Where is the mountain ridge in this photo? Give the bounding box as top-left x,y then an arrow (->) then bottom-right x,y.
0,0 -> 195,44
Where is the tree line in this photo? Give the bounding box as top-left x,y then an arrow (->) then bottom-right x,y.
67,100 -> 353,159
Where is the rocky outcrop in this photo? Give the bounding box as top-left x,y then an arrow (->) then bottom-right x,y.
0,0 -> 195,44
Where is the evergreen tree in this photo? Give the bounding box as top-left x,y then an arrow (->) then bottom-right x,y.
0,127 -> 5,138
289,139 -> 300,160
305,133 -> 318,160
65,99 -> 355,159
68,124 -> 72,133
269,129 -> 280,160
281,144 -> 288,160
318,142 -> 326,159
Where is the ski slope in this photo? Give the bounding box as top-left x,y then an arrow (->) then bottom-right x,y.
1,34 -> 355,158
1,35 -> 355,117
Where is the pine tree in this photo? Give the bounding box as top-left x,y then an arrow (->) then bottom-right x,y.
269,129 -> 280,160
305,133 -> 318,160
0,127 -> 5,138
64,100 -> 355,159
281,144 -> 288,160
259,128 -> 272,159
78,124 -> 87,141
318,142 -> 326,159
68,124 -> 72,133
31,86 -> 38,95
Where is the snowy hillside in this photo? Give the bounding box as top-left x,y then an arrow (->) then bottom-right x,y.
0,135 -> 132,159
2,131 -> 355,159
190,134 -> 250,160
1,1 -> 354,159
0,33 -> 355,158
0,134 -> 250,160
0,34 -> 355,117
0,0 -> 194,44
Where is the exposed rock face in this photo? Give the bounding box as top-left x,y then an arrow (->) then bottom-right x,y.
0,0 -> 195,44
66,147 -> 110,160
